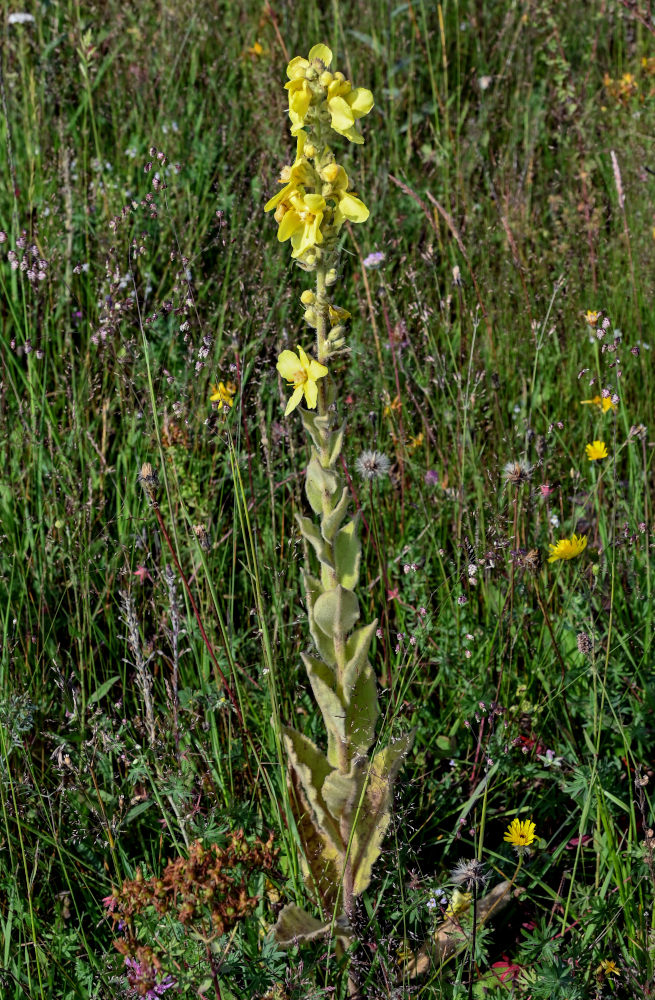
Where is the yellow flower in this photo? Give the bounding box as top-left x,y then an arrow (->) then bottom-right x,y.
273,190 -> 326,259
597,959 -> 620,977
276,346 -> 328,416
327,164 -> 370,228
264,133 -> 318,215
580,395 -> 617,413
408,432 -> 424,452
584,310 -> 600,325
504,818 -> 536,848
210,381 -> 236,408
548,533 -> 588,563
326,74 -> 374,144
586,440 -> 608,461
285,44 -> 333,134
444,889 -> 471,919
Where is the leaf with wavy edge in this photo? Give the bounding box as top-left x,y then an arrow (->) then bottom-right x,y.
351,732 -> 415,896
301,653 -> 344,768
283,725 -> 342,854
273,903 -> 353,948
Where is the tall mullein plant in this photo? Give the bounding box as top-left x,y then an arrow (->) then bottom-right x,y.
265,44 -> 413,950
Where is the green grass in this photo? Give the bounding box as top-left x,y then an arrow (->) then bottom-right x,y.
1,0 -> 654,997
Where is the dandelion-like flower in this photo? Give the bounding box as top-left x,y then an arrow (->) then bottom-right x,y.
584,310 -> 601,325
355,450 -> 391,481
596,959 -> 620,978
547,533 -> 587,563
276,346 -> 328,416
580,395 -> 617,413
586,440 -> 608,461
504,818 -> 536,853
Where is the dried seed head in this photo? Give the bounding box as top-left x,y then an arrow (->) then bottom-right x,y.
355,450 -> 391,481
193,524 -> 211,551
138,462 -> 159,502
577,632 -> 593,656
450,858 -> 488,891
503,459 -> 532,487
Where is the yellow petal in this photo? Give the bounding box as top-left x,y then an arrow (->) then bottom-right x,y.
277,350 -> 302,380
328,95 -> 355,131
278,211 -> 301,242
347,87 -> 374,117
304,379 -> 319,409
307,359 -> 328,379
285,385 -> 304,416
296,345 -> 310,369
338,193 -> 369,223
264,182 -> 294,213
308,43 -> 333,67
286,55 -> 309,80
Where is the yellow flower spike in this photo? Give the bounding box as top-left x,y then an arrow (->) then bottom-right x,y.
580,395 -> 617,413
504,818 -> 537,849
586,440 -> 608,461
547,533 -> 588,563
276,346 -> 328,416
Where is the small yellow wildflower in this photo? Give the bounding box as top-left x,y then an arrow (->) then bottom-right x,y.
285,44 -> 332,134
548,533 -> 588,563
276,346 -> 328,416
408,432 -> 424,452
596,959 -> 620,977
244,41 -> 264,58
328,164 -> 370,227
584,310 -> 600,325
210,381 -> 236,408
383,394 -> 402,417
326,72 -> 374,144
444,889 -> 471,919
264,133 -> 318,216
586,440 -> 608,461
580,395 -> 617,413
274,191 -> 326,259
504,818 -> 537,849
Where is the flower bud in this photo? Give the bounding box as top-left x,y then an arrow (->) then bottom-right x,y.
319,71 -> 333,87
303,307 -> 317,327
300,289 -> 315,305
306,66 -> 318,81
304,143 -> 316,158
328,325 -> 346,341
325,268 -> 338,286
322,162 -> 339,183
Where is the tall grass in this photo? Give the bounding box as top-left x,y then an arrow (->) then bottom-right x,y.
0,0 -> 653,996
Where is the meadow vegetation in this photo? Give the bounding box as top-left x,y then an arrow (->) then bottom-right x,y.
1,1 -> 654,997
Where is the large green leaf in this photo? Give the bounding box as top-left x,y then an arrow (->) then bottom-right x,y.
351,731 -> 415,896
301,653 -> 344,768
283,726 -> 342,853
334,515 -> 361,590
342,620 -> 378,697
345,662 -> 379,756
296,513 -> 333,569
320,486 -> 350,542
313,585 -> 360,638
303,572 -> 336,666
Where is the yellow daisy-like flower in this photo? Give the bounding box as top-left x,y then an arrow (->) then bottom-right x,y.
596,959 -> 620,978
584,310 -> 600,325
580,395 -> 617,413
504,818 -> 537,849
547,533 -> 588,563
276,346 -> 328,416
586,440 -> 608,461
210,381 -> 236,408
